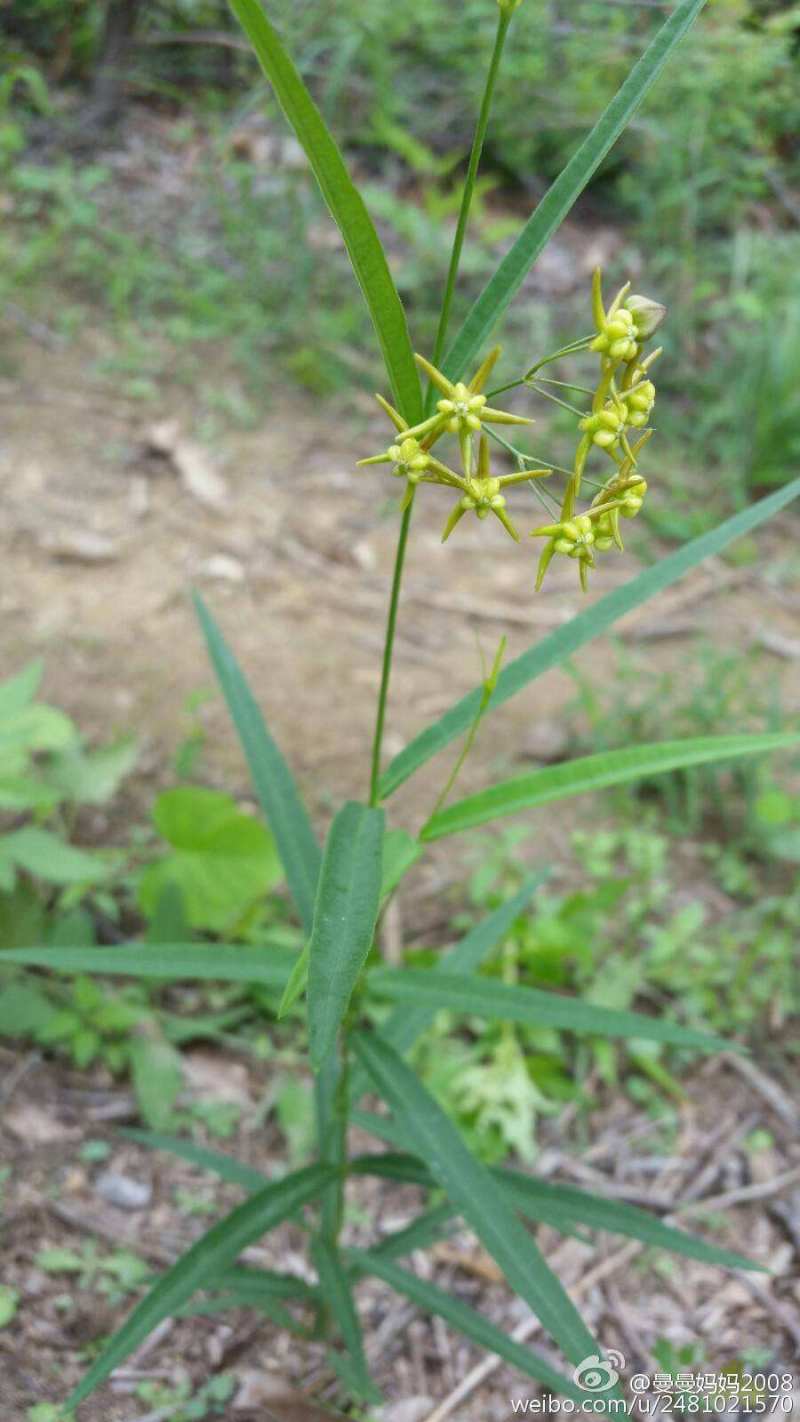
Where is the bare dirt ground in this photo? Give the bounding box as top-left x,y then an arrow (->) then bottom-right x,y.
2,321 -> 800,1419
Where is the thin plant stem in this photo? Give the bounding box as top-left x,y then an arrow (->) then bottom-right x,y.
369,493 -> 415,806
312,1044 -> 343,1336
529,383 -> 587,418
536,376 -> 595,396
427,637 -> 506,824
426,8 -> 512,410
486,336 -> 594,400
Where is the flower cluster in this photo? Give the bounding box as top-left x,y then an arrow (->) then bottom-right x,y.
358,347 -> 546,536
358,269 -> 664,594
531,270 -> 664,591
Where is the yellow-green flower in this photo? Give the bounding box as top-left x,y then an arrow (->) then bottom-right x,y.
358,402 -> 464,509
579,400 -> 626,450
619,347 -> 661,427
411,347 -> 532,469
589,434 -> 651,548
440,434 -> 547,544
590,271 -> 639,364
530,512 -> 597,592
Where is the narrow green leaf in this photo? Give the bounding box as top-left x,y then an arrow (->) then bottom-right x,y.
367,1202 -> 456,1261
353,1031 -> 600,1368
214,1265 -> 317,1301
228,0 -> 422,424
422,734 -> 800,840
308,802 -> 384,1071
443,0 -> 707,383
349,873 -> 546,1104
349,1151 -> 429,1186
346,1248 -> 583,1400
181,1264 -> 318,1332
126,1128 -> 756,1275
368,967 -> 730,1052
65,1162 -> 335,1409
351,1148 -> 759,1273
367,872 -> 546,1082
194,593 -> 321,934
494,1170 -> 761,1273
179,1290 -> 302,1333
121,1128 -> 269,1192
1,942 -> 296,990
278,943 -> 310,1018
350,1109 -> 410,1151
312,1238 -> 377,1403
379,476 -> 800,800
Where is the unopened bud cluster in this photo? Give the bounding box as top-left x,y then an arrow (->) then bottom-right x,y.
532,270 -> 664,592
358,268 -> 664,594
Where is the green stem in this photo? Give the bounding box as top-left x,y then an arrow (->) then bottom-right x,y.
486,337 -> 595,401
426,9 -> 512,409
368,494 -> 415,806
312,1036 -> 350,1337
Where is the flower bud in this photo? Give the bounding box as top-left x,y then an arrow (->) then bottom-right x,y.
624,295 -> 666,339
498,0 -> 524,11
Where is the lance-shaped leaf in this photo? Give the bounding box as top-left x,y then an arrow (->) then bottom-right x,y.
308,802 -> 384,1071
353,1031 -> 601,1369
194,594 -> 320,934
228,0 -> 421,425
181,1265 -> 317,1334
278,942 -> 310,1018
367,967 -> 730,1051
347,1248 -> 583,1400
349,872 -> 546,1102
442,0 -> 707,384
121,1128 -> 269,1191
2,942 -> 296,991
421,734 -> 800,840
379,475 -> 800,800
65,1162 -> 335,1409
349,1148 -> 759,1273
367,1202 -> 456,1261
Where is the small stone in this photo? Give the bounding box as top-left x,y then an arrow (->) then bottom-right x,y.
95,1171 -> 151,1211
40,529 -> 122,563
197,554 -> 246,583
519,719 -> 570,763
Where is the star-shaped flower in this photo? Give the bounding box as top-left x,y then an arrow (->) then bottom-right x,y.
589,433 -> 651,548
530,512 -> 598,592
358,398 -> 464,509
409,347 -> 532,469
440,434 -> 549,544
